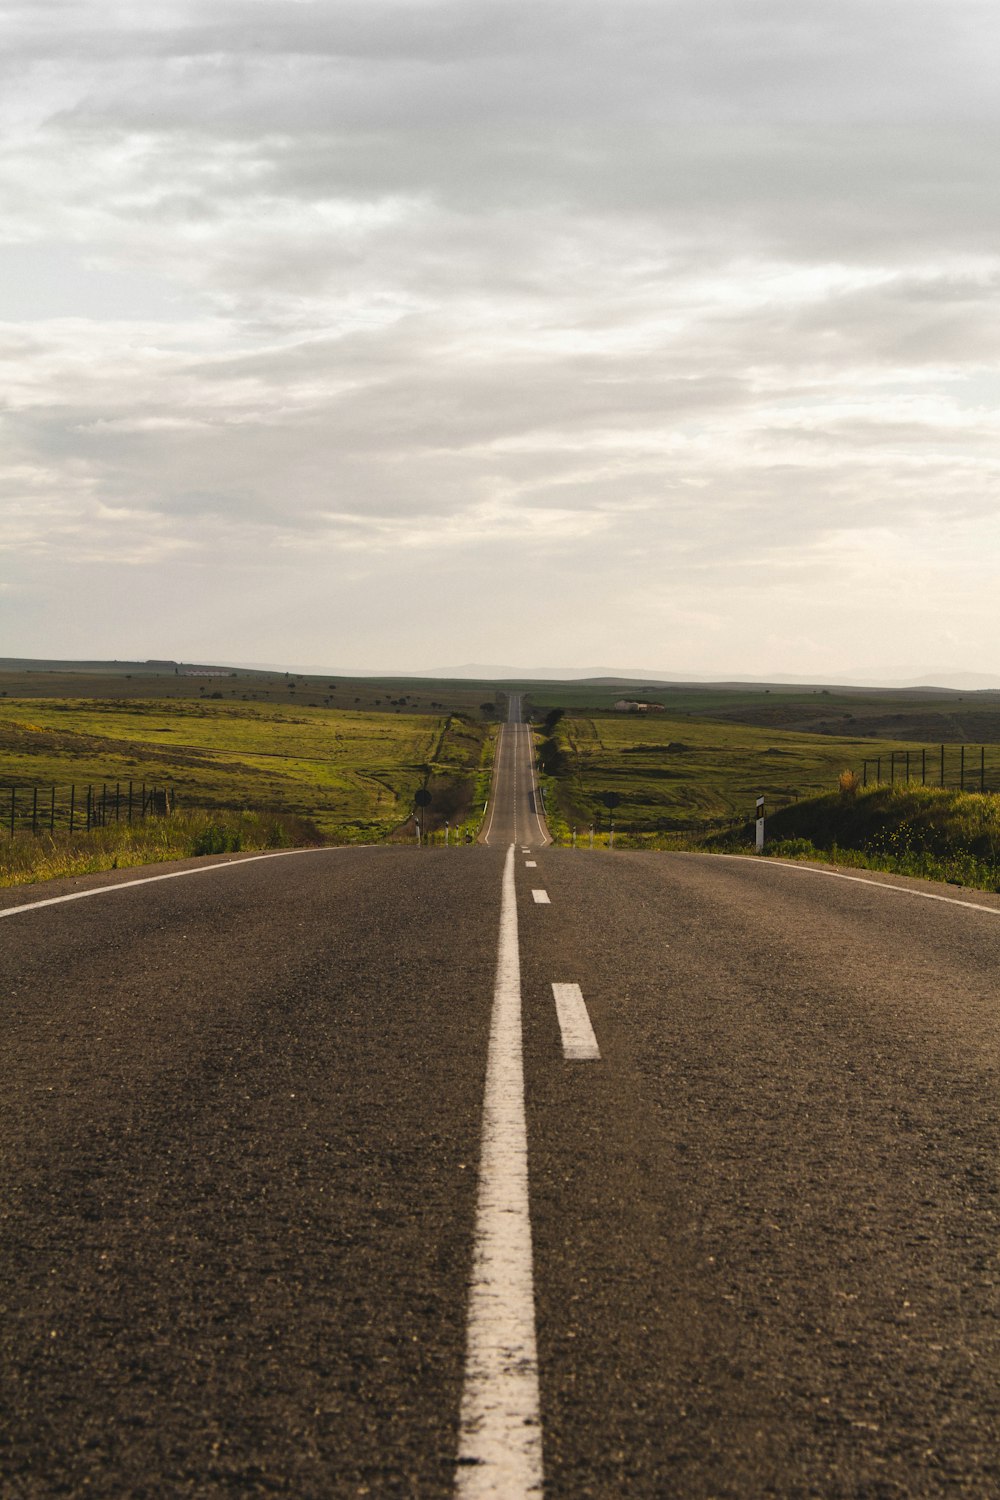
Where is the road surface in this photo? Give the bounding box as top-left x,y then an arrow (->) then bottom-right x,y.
2,699 -> 999,1496
479,693 -> 550,848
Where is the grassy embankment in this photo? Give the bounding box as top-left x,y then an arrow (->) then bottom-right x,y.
0,809 -> 322,888
0,697 -> 494,885
728,782 -> 1000,892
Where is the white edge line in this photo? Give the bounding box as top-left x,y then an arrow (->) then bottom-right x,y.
456,843 -> 543,1495
0,846 -> 362,921
551,983 -> 601,1061
481,724 -> 505,847
713,852 -> 1000,917
522,722 -> 550,847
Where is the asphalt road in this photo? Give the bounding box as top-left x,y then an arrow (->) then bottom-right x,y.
479,693 -> 550,849
2,703 -> 999,1496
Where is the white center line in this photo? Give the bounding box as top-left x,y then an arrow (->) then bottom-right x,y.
525,860 -> 537,868
551,983 -> 601,1061
531,889 -> 550,904
456,844 -> 543,1496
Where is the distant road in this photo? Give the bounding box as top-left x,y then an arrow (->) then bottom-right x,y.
3,710 -> 999,1496
479,692 -> 550,848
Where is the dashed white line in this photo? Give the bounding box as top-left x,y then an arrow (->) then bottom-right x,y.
531,889 -> 550,904
551,983 -> 601,1061
525,860 -> 537,868
455,844 -> 543,1496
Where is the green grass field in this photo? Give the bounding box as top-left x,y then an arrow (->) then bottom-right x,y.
523,682 -> 1000,746
0,697 -> 492,841
538,712 -> 1000,840
0,660 -> 511,720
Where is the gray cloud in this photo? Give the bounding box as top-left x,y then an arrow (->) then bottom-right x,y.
2,0 -> 999,674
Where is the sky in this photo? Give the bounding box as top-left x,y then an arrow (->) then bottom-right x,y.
3,0 -> 1000,680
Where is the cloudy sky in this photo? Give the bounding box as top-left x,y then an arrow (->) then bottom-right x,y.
3,0 -> 1000,678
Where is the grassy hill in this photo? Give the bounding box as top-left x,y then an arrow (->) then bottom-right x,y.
0,697 -> 491,842
535,711 -> 1000,841
524,683 -> 1000,746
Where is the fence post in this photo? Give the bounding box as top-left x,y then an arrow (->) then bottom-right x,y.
115,782 -> 120,822
141,782 -> 146,819
960,745 -> 965,792
86,785 -> 92,831
32,787 -> 38,834
940,744 -> 945,787
49,786 -> 55,833
101,783 -> 107,827
981,745 -> 985,794
876,756 -> 881,783
127,780 -> 133,823
863,760 -> 868,788
69,784 -> 75,834
9,787 -> 14,838
922,747 -> 926,785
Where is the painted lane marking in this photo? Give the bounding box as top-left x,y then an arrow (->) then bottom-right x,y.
481,724 -> 506,847
531,890 -> 550,905
716,854 -> 1000,917
0,846 -> 348,921
522,722 -> 550,847
551,984 -> 601,1061
456,844 -> 543,1496
525,861 -> 537,868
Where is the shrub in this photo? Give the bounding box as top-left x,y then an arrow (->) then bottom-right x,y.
767,837 -> 819,859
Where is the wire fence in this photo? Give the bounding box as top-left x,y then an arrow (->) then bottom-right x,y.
3,781 -> 174,837
858,744 -> 993,793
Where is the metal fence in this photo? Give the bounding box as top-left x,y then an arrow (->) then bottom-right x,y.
4,782 -> 174,837
859,744 -> 992,793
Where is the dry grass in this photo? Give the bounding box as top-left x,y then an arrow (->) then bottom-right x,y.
0,809 -> 321,887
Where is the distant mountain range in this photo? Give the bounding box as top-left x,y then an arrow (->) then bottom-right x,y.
419,664 -> 1000,692
4,657 -> 1000,693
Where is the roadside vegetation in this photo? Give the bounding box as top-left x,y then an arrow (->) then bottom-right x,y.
0,696 -> 494,883
0,809 -> 321,888
731,783 -> 1000,893
532,711 -> 931,838
529,710 -> 1000,892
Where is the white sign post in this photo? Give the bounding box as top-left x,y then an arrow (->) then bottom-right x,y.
755,796 -> 765,851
